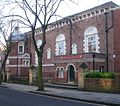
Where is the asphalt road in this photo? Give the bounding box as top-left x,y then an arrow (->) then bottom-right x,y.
0,86 -> 103,106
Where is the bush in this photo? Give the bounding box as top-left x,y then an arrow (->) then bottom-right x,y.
85,72 -> 115,78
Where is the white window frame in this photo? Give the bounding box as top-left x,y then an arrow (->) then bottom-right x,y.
72,44 -> 77,54
55,34 -> 66,56
83,26 -> 100,53
57,67 -> 64,78
18,42 -> 24,54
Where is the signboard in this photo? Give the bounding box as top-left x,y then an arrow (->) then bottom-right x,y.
60,54 -> 82,60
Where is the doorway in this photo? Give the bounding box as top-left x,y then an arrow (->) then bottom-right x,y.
67,65 -> 75,82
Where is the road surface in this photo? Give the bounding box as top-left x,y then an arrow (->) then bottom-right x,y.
0,86 -> 104,106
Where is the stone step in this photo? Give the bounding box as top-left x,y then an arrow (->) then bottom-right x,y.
44,83 -> 78,90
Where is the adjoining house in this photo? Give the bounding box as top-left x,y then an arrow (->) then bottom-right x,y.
6,27 -> 31,77
6,1 -> 120,84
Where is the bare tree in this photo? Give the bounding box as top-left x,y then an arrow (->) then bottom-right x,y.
0,20 -> 17,84
21,0 -> 64,91
0,0 -> 76,90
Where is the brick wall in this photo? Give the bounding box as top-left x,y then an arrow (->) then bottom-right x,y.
84,74 -> 120,91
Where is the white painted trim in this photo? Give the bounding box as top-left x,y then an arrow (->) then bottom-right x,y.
8,56 -> 17,59
8,56 -> 30,59
22,53 -> 30,58
34,64 -> 54,67
6,65 -> 30,67
43,64 -> 54,67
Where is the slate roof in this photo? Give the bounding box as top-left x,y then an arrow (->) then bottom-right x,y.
10,27 -> 27,41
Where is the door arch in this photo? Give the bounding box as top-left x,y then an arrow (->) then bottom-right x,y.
67,65 -> 75,82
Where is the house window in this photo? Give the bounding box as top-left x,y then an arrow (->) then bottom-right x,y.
35,39 -> 42,65
88,36 -> 96,52
47,48 -> 51,59
55,34 -> 66,56
18,42 -> 24,54
83,26 -> 100,53
72,44 -> 77,54
22,59 -> 30,66
57,67 -> 64,78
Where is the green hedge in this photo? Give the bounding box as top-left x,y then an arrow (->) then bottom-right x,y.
85,72 -> 115,78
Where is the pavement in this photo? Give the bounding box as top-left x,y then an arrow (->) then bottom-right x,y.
1,83 -> 120,106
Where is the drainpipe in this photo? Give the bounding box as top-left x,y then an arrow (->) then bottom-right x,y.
69,19 -> 72,55
105,10 -> 114,72
93,53 -> 95,71
16,56 -> 18,76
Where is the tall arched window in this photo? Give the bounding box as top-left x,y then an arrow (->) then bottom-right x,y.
83,26 -> 100,53
47,48 -> 51,59
55,34 -> 66,55
72,44 -> 77,54
35,39 -> 42,65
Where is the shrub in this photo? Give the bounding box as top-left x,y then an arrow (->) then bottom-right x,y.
85,72 -> 115,78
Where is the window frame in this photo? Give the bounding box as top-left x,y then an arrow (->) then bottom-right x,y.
22,59 -> 30,66
72,43 -> 77,54
18,43 -> 24,54
57,67 -> 64,78
55,34 -> 66,56
83,26 -> 99,53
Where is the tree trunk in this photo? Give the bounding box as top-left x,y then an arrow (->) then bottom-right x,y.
37,56 -> 44,91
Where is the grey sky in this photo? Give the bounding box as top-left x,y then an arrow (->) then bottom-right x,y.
57,0 -> 120,18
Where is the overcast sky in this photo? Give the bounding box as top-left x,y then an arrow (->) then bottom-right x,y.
57,0 -> 120,18
0,0 -> 120,46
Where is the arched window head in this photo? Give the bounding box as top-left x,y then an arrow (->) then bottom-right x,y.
83,26 -> 100,53
72,44 -> 77,54
47,48 -> 51,59
55,34 -> 66,55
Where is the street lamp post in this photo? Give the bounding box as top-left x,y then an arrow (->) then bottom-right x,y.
93,53 -> 95,71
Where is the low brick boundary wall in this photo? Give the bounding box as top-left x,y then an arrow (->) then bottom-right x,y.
84,74 -> 120,92
85,78 -> 115,91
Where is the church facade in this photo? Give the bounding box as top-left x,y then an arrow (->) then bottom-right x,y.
6,2 -> 120,83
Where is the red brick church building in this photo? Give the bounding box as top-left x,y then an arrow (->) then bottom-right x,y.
6,1 -> 120,83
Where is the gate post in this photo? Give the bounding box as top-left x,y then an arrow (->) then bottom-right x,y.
78,63 -> 89,90
29,69 -> 33,85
